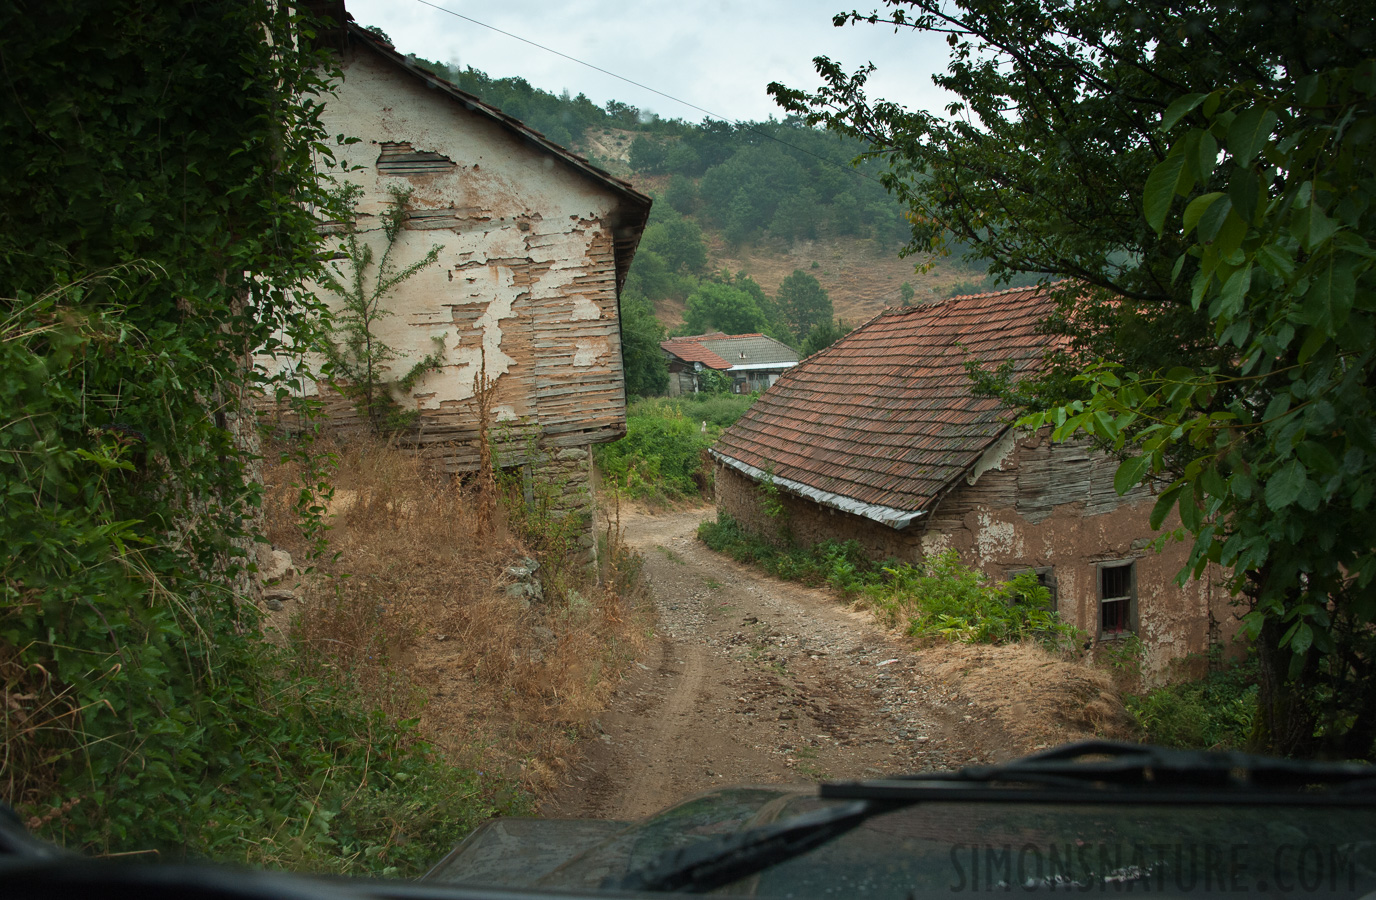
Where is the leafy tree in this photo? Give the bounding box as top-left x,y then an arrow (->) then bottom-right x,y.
321,185 -> 445,433
639,213 -> 708,275
900,282 -> 916,306
801,319 -> 852,357
629,135 -> 668,174
619,292 -> 669,397
665,174 -> 698,215
770,188 -> 822,242
773,0 -> 1375,755
682,282 -> 771,335
776,269 -> 833,343
0,0 -> 359,854
664,142 -> 703,176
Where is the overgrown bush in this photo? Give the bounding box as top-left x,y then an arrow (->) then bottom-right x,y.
594,394 -> 757,504
861,551 -> 1081,648
595,405 -> 714,503
698,515 -> 1080,649
1125,660 -> 1259,751
697,514 -> 881,592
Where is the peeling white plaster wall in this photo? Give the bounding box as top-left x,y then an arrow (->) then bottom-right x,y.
275,47 -> 621,414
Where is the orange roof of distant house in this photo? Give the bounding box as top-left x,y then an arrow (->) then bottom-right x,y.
711,286 -> 1062,525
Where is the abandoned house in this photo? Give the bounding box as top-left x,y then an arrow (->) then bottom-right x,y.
270,15 -> 651,541
661,333 -> 799,396
710,286 -> 1236,679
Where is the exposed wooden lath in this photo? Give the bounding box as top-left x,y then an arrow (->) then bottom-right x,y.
376,141 -> 457,176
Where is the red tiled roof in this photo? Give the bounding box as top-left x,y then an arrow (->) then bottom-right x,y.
661,338 -> 731,369
712,286 -> 1061,523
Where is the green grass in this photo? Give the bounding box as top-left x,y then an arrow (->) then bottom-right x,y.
1125,659 -> 1260,750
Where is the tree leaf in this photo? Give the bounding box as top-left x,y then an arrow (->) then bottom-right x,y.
1114,454 -> 1151,496
1183,192 -> 1225,236
1226,106 -> 1278,167
1303,252 -> 1359,334
1196,194 -> 1235,243
1162,93 -> 1208,130
1144,152 -> 1188,234
1290,622 -> 1313,655
1265,459 -> 1307,510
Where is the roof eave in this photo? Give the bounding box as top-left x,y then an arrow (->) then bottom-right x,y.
710,450 -> 928,531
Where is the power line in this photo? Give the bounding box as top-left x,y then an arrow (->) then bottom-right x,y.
406,0 -> 878,183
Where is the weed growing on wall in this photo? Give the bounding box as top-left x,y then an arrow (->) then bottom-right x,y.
320,184 -> 445,434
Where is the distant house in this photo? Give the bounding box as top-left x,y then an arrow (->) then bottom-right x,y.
269,15 -> 650,542
660,333 -> 798,396
710,286 -> 1236,679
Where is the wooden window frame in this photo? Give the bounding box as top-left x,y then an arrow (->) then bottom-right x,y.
1097,559 -> 1137,640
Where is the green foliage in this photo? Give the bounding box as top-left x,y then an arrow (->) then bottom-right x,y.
594,404 -> 715,503
697,515 -> 883,594
1126,661 -> 1260,751
900,281 -> 916,305
1020,60 -> 1376,755
644,393 -> 758,428
618,292 -> 669,398
638,213 -> 709,276
698,518 -> 1078,647
861,551 -> 1082,649
410,60 -> 615,148
664,175 -> 697,215
596,395 -> 756,501
775,270 -> 833,343
629,135 -> 669,173
682,282 -> 771,336
320,185 -> 444,433
0,2 -> 505,871
774,0 -> 1375,756
800,319 -> 852,357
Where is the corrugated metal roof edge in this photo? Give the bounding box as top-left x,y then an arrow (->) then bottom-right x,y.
710,450 -> 927,530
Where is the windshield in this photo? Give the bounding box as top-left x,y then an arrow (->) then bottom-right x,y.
9,1 -> 1376,897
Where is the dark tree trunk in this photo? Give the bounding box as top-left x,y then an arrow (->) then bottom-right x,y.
1254,615 -> 1318,757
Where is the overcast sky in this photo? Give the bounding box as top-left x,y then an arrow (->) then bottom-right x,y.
344,0 -> 956,125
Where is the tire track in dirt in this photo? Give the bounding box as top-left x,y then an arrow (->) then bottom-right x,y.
543,506 -> 1020,821
617,633 -> 705,816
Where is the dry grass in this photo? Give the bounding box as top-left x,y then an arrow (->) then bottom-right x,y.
261,436 -> 652,798
920,641 -> 1136,755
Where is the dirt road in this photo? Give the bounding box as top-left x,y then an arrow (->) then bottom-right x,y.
541,506 -> 1019,820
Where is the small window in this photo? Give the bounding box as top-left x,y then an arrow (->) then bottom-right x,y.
1099,561 -> 1136,637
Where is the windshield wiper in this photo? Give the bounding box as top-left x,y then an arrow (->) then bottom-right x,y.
609,741 -> 1374,894
609,799 -> 892,894
822,740 -> 1376,802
